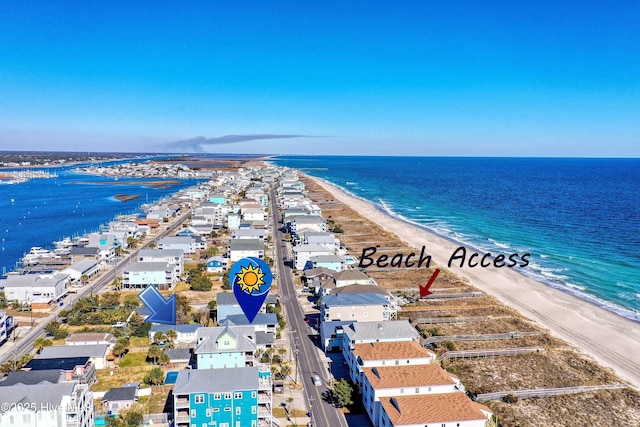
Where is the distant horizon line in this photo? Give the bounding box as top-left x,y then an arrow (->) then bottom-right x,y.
0,150 -> 639,160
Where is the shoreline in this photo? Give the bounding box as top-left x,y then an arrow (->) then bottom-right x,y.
308,174 -> 640,389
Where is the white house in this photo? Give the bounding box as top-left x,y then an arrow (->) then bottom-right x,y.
241,207 -> 266,222
121,262 -> 176,290
137,248 -> 184,278
1,272 -> 69,303
149,324 -> 199,345
157,236 -> 196,254
342,321 -> 421,384
292,243 -> 334,270
378,393 -> 492,427
349,340 -> 437,386
362,364 -> 464,427
40,344 -> 111,370
61,259 -> 100,282
0,382 -> 94,427
228,239 -> 264,263
231,228 -> 267,241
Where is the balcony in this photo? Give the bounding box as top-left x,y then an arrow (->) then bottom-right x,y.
175,413 -> 190,424
174,397 -> 190,408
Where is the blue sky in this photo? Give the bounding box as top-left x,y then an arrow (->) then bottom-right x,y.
1,1 -> 639,156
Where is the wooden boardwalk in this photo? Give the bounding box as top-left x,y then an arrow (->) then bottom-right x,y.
439,346 -> 545,361
422,331 -> 542,346
476,383 -> 627,401
411,316 -> 493,327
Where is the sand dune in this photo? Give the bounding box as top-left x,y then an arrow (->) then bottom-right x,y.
310,176 -> 640,389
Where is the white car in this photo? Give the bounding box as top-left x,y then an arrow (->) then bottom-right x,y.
312,374 -> 322,386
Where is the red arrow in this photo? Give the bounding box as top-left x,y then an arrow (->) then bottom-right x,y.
420,268 -> 440,298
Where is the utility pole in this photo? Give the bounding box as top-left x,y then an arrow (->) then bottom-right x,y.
294,348 -> 299,385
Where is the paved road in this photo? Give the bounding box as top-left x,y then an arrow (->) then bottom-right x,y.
269,187 -> 348,427
0,204 -> 194,365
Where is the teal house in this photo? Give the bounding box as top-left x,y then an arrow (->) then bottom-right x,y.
173,367 -> 272,427
209,194 -> 227,205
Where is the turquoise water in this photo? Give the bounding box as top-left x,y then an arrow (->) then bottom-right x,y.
165,371 -> 178,384
272,156 -> 640,322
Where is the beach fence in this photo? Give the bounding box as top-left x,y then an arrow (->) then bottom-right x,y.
476,383 -> 627,401
439,346 -> 545,361
421,331 -> 542,346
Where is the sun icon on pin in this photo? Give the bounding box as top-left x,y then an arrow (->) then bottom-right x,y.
236,263 -> 266,294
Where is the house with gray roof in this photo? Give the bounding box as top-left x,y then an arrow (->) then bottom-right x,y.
102,385 -> 138,415
228,238 -> 264,262
173,367 -> 272,427
223,313 -> 278,335
321,292 -> 397,323
0,382 -> 94,427
1,271 -> 69,303
0,369 -> 65,386
194,325 -> 257,369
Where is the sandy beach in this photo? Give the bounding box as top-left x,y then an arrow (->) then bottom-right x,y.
309,176 -> 640,389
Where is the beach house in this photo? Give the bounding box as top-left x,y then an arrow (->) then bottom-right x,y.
292,243 -> 334,270
173,367 -> 272,427
1,271 -> 69,303
378,394 -> 492,427
228,239 -> 264,263
121,262 -> 177,290
348,340 -> 437,386
194,325 -> 258,369
157,236 -> 196,254
321,292 -> 397,323
362,364 -> 465,427
0,382 -> 94,427
137,248 -> 184,278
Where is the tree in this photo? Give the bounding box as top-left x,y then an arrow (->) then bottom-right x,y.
112,342 -> 128,359
123,409 -> 144,427
44,320 -> 61,336
190,274 -> 213,291
126,236 -> 138,249
129,313 -> 152,338
143,367 -> 164,385
53,327 -> 69,340
158,353 -> 170,366
153,331 -> 165,344
147,345 -> 162,364
206,246 -> 218,258
149,242 -> 156,249
101,292 -> 121,309
333,379 -> 354,408
80,274 -> 89,285
165,329 -> 177,343
279,364 -> 292,380
34,337 -> 52,353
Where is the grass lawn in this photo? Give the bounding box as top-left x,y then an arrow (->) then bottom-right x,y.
93,368 -> 149,392
118,352 -> 148,368
273,408 -> 308,418
129,337 -> 150,348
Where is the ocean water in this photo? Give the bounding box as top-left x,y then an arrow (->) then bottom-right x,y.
272,156 -> 640,322
0,160 -> 204,273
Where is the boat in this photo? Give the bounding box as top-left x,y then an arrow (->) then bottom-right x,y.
22,247 -> 55,264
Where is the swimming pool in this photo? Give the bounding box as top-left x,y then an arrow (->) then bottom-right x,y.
165,371 -> 179,384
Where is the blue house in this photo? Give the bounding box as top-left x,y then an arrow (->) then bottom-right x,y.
173,367 -> 272,427
206,256 -> 227,273
194,325 -> 257,369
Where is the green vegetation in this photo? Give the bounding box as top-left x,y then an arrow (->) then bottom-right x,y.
44,320 -> 69,339
118,352 -> 147,368
332,379 -> 355,408
59,292 -> 138,326
34,337 -> 53,353
143,367 -> 164,385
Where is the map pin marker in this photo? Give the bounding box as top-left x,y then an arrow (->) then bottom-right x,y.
230,257 -> 273,323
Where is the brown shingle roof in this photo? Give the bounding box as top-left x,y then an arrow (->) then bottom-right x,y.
380,393 -> 491,425
353,340 -> 434,362
363,364 -> 458,389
